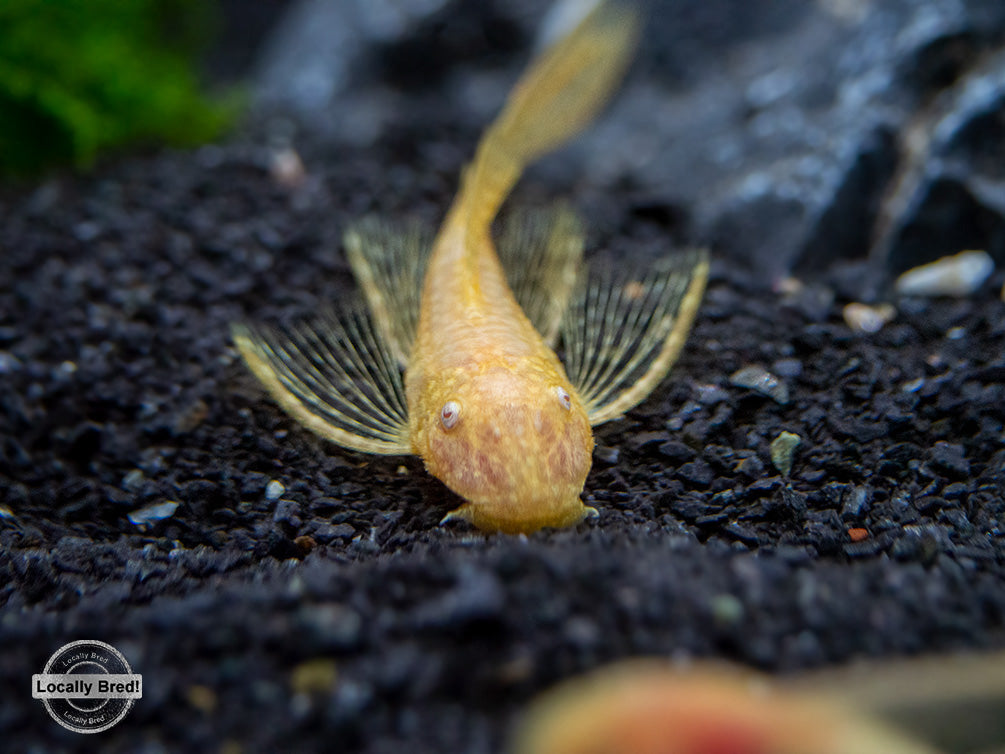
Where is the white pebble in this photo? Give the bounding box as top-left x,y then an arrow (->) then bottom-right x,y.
842,302 -> 895,333
128,500 -> 179,527
895,250 -> 994,297
729,366 -> 789,405
265,480 -> 285,500
270,147 -> 306,188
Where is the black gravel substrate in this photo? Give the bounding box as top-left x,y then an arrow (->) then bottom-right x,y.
2,105 -> 1005,754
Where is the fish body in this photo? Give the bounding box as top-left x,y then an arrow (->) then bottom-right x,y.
233,3 -> 709,533
407,210 -> 594,532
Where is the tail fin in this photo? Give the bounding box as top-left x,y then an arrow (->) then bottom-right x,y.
458,2 -> 639,233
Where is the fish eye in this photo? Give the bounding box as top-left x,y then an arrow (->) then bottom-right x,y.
555,386 -> 572,411
440,400 -> 460,430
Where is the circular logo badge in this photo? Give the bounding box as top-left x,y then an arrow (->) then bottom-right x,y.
32,640 -> 142,734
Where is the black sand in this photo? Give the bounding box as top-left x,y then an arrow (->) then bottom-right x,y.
3,1 -> 1005,751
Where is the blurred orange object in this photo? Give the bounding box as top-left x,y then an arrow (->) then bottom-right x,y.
512,660 -> 940,754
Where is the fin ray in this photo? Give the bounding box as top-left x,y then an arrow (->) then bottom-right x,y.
497,204 -> 585,346
344,218 -> 433,366
232,305 -> 411,455
562,250 -> 709,426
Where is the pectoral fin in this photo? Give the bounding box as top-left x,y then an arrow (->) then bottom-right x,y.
562,250 -> 709,426
497,204 -> 585,347
232,306 -> 411,455
343,218 -> 433,367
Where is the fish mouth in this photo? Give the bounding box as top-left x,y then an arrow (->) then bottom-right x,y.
413,362 -> 595,532
426,404 -> 594,533
442,492 -> 593,535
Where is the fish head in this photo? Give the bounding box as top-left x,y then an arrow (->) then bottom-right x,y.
414,362 -> 594,533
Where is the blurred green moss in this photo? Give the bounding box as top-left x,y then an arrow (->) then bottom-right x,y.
0,0 -> 239,178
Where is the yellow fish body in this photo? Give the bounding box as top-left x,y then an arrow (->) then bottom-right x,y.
233,3 -> 708,534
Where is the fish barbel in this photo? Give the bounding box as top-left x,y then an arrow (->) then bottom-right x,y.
232,2 -> 709,533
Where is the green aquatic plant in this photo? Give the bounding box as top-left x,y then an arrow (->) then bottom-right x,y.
0,0 -> 235,177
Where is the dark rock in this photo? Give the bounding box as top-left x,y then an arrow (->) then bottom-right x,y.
723,522 -> 761,546
63,422 -> 104,465
928,441 -> 970,478
670,493 -> 720,521
273,499 -> 303,529
407,566 -> 505,632
295,603 -> 364,652
677,459 -> 715,488
892,524 -> 948,564
250,0 -> 1005,282
657,440 -> 696,464
311,522 -> 356,543
747,477 -> 783,495
840,486 -> 872,521
942,482 -> 971,501
325,678 -> 374,733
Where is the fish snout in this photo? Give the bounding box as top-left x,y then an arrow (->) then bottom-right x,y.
426,393 -> 594,533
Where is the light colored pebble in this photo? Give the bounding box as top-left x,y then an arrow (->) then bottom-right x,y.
0,352 -> 21,374
773,276 -> 804,295
265,480 -> 285,500
895,250 -> 994,297
290,658 -> 338,695
842,302 -> 895,333
710,593 -> 745,627
185,684 -> 217,713
770,431 -> 801,476
730,366 -> 789,405
127,500 -> 179,527
122,469 -> 145,493
270,147 -> 306,188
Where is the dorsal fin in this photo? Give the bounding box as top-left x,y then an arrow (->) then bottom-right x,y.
497,204 -> 585,347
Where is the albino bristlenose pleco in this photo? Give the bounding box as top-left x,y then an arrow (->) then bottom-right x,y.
232,3 -> 708,533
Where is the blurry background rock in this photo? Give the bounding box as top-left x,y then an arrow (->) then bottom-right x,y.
8,0 -> 1005,286
0,0 -> 237,178
246,0 -> 1005,285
